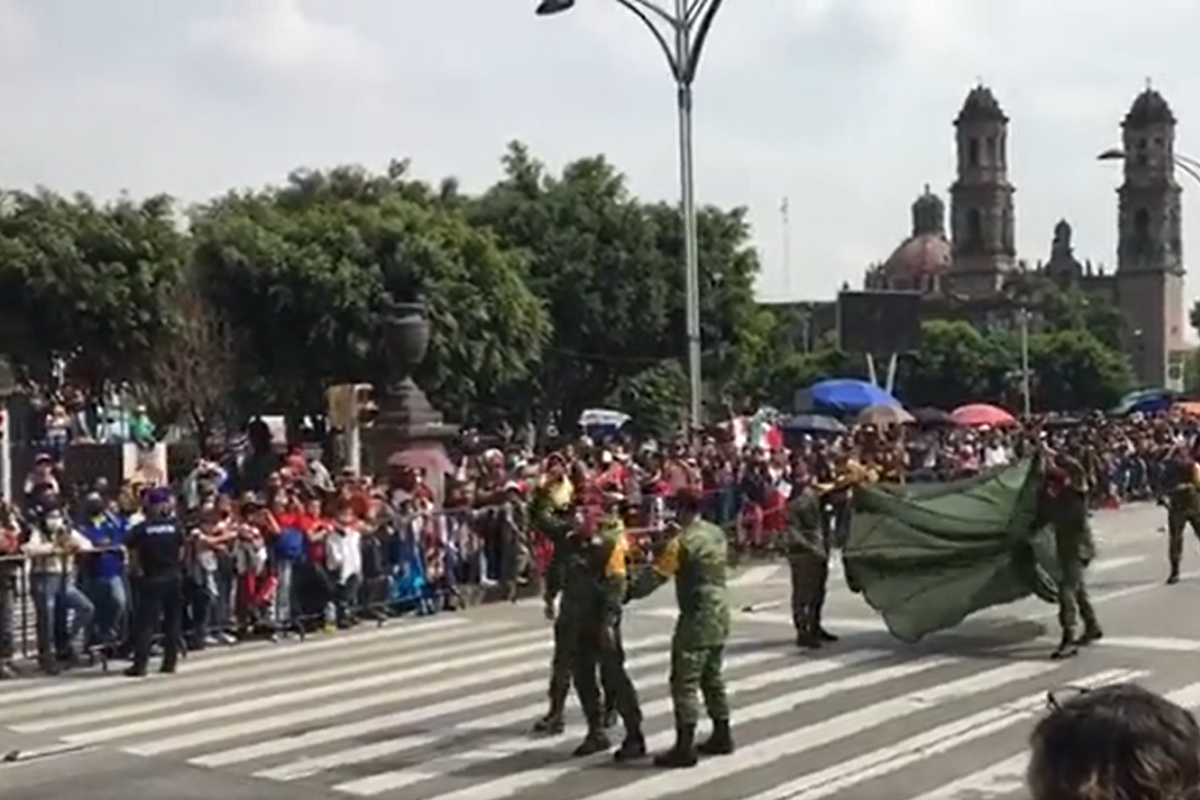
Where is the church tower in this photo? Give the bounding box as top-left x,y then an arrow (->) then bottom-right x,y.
948,85 -> 1016,297
1115,87 -> 1185,387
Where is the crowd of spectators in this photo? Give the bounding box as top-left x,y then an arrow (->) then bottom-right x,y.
0,410 -> 1195,678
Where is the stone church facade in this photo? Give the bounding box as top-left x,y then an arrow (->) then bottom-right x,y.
860,85 -> 1187,388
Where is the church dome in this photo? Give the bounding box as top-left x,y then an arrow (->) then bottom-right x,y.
880,233 -> 952,280
1124,88 -> 1175,128
956,85 -> 1007,124
911,185 -> 945,235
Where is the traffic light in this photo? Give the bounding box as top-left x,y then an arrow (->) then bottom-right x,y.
353,384 -> 378,427
325,383 -> 378,430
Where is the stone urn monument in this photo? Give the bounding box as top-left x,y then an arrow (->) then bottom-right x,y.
363,300 -> 458,481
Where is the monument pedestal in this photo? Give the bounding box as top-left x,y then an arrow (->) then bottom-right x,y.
364,303 -> 458,493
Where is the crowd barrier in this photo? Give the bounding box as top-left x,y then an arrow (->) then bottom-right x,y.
0,458 -> 1166,671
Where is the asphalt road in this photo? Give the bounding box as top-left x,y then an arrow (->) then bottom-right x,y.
3,502 -> 1198,800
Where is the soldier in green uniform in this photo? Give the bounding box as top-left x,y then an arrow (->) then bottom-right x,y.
782,474 -> 828,649
532,478 -> 579,736
627,488 -> 731,769
500,482 -> 532,601
1160,445 -> 1200,584
1043,451 -> 1103,660
559,493 -> 646,760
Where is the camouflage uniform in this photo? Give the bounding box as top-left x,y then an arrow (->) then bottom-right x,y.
1045,454 -> 1102,659
628,515 -> 732,768
499,487 -> 531,601
1161,452 -> 1200,583
532,486 -> 578,736
558,509 -> 646,760
783,485 -> 828,649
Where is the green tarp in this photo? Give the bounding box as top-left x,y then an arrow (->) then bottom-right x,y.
842,460 -> 1061,642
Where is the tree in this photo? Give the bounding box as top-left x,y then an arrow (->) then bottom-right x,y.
0,189 -> 186,386
145,266 -> 239,445
469,141 -> 767,424
190,164 -> 549,418
1028,329 -> 1135,411
898,320 -> 1009,409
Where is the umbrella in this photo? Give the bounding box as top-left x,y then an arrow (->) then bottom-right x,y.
578,408 -> 631,428
857,404 -> 914,427
780,414 -> 846,434
803,379 -> 899,414
910,407 -> 955,426
1110,388 -> 1177,416
951,403 -> 1017,427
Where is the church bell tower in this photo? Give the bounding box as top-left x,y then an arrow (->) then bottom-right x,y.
1114,86 -> 1186,387
948,85 -> 1016,297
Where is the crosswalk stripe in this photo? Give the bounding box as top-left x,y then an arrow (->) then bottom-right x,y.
291,648 -> 888,790
903,678 -> 1200,800
251,646 -> 826,783
740,667 -> 1146,800
58,625 -> 612,747
569,660 -> 1062,800
12,625 -> 548,732
0,615 -> 476,709
115,632 -> 672,757
338,654 -> 966,799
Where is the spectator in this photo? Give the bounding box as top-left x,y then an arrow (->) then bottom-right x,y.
1030,683 -> 1200,800
21,506 -> 95,672
78,491 -> 129,651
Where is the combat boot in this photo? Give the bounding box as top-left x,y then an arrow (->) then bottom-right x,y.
1168,570 -> 1181,585
795,631 -> 821,649
653,723 -> 698,768
532,713 -> 565,735
1077,626 -> 1104,646
696,719 -> 734,756
1051,636 -> 1079,660
612,729 -> 647,762
816,627 -> 839,643
572,728 -> 611,757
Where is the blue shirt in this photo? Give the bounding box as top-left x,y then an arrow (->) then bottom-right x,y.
83,513 -> 126,579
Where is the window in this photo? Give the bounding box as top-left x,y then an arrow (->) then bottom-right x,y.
968,138 -> 980,167
967,208 -> 984,246
986,137 -> 996,163
1132,208 -> 1152,253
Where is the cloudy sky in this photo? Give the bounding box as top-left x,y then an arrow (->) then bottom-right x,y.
2,0 -> 1200,305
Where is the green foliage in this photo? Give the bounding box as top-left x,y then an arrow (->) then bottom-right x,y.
0,145 -> 1138,429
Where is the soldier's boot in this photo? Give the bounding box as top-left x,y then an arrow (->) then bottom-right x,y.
612,728 -> 647,763
532,713 -> 565,735
816,627 -> 840,643
1077,625 -> 1104,646
1051,634 -> 1079,660
795,630 -> 821,650
1168,563 -> 1181,585
571,727 -> 611,757
696,718 -> 735,756
653,723 -> 698,768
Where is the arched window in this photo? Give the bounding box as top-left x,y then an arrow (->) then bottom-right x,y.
985,137 -> 996,164
1133,208 -> 1152,253
968,138 -> 980,167
967,208 -> 984,246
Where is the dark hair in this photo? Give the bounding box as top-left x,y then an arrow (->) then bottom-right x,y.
1029,683 -> 1200,800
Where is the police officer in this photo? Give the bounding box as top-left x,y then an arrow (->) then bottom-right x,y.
125,487 -> 185,677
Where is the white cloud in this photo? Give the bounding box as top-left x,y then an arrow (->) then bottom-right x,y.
188,0 -> 386,83
0,0 -> 37,65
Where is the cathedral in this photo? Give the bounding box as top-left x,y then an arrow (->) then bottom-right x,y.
857,85 -> 1187,388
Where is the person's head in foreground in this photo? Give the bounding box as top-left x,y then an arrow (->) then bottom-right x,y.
1029,682 -> 1200,800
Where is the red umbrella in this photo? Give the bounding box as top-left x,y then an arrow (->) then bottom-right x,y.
950,403 -> 1017,427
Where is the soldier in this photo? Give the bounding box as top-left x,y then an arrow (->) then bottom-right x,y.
627,488 -> 732,769
534,494 -> 624,740
1160,444 -> 1200,584
500,481 -> 531,601
1043,451 -> 1103,660
782,473 -> 827,649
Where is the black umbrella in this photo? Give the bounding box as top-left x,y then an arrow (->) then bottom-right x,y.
780,414 -> 846,434
910,407 -> 955,426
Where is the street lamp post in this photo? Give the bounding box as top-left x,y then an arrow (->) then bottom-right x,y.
536,0 -> 725,431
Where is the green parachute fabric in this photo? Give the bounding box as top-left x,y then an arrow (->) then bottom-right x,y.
842,459 -> 1061,643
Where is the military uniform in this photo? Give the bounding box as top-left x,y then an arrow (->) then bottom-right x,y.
499,485 -> 531,601
1160,450 -> 1200,583
783,483 -> 829,649
557,507 -> 645,759
532,479 -> 577,736
1044,454 -> 1102,659
628,510 -> 732,769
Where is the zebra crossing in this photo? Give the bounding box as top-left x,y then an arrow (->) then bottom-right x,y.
0,613 -> 1192,800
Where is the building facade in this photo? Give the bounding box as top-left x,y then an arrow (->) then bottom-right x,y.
855,85 -> 1186,386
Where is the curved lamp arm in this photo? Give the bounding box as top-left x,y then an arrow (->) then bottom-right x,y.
607,0 -> 726,87
613,0 -> 681,79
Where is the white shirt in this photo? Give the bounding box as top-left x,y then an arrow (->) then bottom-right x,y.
22,526 -> 93,574
326,527 -> 363,583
